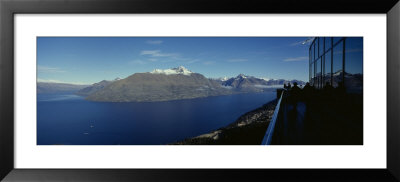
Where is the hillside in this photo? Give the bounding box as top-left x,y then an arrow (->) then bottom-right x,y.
172,99 -> 277,145
76,78 -> 119,96
86,67 -> 233,102
37,82 -> 89,94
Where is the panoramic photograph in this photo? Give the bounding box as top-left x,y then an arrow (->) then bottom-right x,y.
37,37 -> 363,145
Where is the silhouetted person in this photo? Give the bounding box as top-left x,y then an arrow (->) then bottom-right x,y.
291,82 -> 301,96
323,82 -> 334,101
287,83 -> 292,89
337,81 -> 344,90
335,81 -> 346,102
290,82 -> 301,103
302,82 -> 313,102
287,82 -> 301,128
323,82 -> 333,91
283,83 -> 287,89
303,82 -> 312,92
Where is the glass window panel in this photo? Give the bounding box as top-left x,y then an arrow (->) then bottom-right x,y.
316,58 -> 321,89
333,37 -> 342,44
313,62 -> 316,87
313,40 -> 316,60
319,38 -> 324,56
317,38 -> 320,58
332,41 -> 343,88
311,42 -> 314,61
311,64 -> 313,85
324,50 -> 332,87
344,37 -> 363,94
325,37 -> 332,52
309,50 -> 312,83
310,62 -> 314,86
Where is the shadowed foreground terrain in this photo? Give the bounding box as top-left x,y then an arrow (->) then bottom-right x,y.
172,99 -> 277,145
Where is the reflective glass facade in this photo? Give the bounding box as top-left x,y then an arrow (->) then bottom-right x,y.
309,37 -> 363,93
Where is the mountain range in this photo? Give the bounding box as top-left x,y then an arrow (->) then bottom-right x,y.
37,82 -> 89,94
219,74 -> 305,92
76,78 -> 120,96
86,67 -> 233,102
38,66 -> 306,102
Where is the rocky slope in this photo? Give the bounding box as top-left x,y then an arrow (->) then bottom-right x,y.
86,67 -> 233,102
172,99 -> 277,145
76,78 -> 119,96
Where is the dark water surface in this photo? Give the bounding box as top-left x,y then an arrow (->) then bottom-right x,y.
37,92 -> 275,145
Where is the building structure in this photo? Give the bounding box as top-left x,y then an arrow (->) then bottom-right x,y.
309,37 -> 363,93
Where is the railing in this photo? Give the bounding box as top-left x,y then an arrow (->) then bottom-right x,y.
261,90 -> 284,145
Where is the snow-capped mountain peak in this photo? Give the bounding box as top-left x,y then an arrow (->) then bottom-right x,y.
333,71 -> 343,77
150,66 -> 193,75
236,74 -> 247,79
220,76 -> 229,81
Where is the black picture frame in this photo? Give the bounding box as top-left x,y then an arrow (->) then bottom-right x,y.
1,0 -> 399,181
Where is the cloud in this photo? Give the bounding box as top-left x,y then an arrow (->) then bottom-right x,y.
37,78 -> 89,85
140,50 -> 208,65
140,50 -> 179,58
227,59 -> 248,63
37,78 -> 63,83
203,61 -> 216,65
146,40 -> 163,45
140,50 -> 160,56
186,59 -> 201,64
290,41 -> 304,46
140,50 -> 198,64
248,51 -> 269,55
283,56 -> 308,62
38,66 -> 66,73
129,60 -> 146,65
290,38 -> 315,46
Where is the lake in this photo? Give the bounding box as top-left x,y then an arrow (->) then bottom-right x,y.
37,92 -> 276,145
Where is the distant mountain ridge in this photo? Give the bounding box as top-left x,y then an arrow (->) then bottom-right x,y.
37,82 -> 89,94
220,74 -> 306,92
39,66 -> 307,102
85,67 -> 233,102
76,78 -> 120,96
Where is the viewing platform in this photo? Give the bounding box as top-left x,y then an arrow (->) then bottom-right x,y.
263,87 -> 363,145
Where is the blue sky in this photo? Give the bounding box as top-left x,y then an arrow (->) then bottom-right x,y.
37,37 -> 312,85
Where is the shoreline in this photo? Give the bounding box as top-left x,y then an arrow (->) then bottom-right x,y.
171,98 -> 278,145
